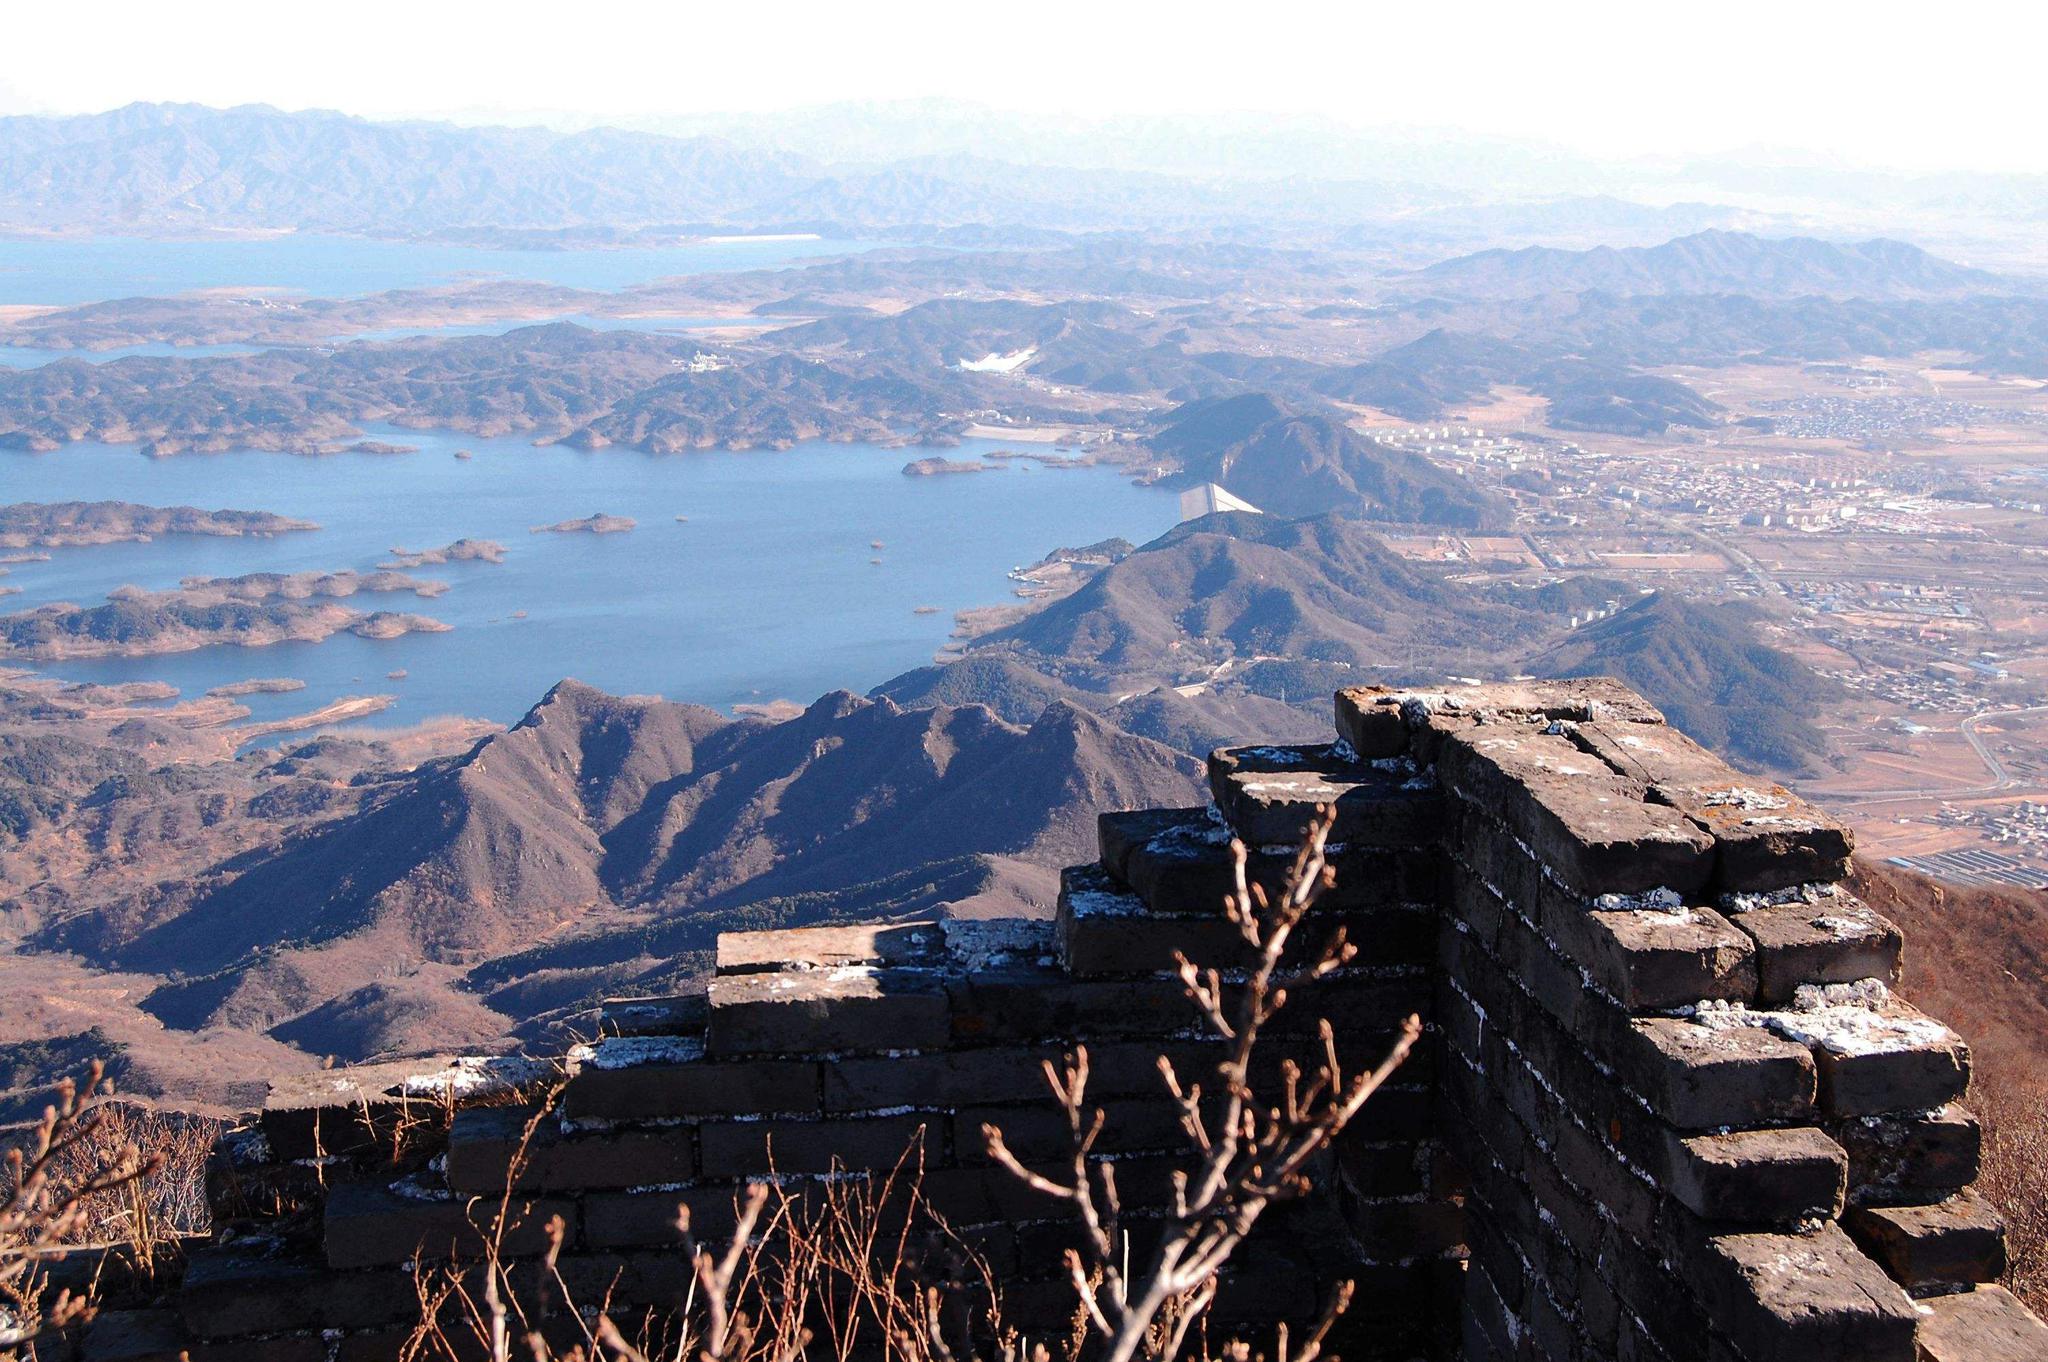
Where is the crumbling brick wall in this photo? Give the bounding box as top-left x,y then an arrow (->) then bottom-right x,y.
106,679 -> 2045,1362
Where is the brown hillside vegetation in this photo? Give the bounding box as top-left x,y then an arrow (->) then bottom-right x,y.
1853,859 -> 2048,1311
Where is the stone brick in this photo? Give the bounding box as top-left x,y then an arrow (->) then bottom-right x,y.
1832,1105 -> 1981,1202
580,1186 -> 739,1250
697,1111 -> 934,1177
714,921 -> 947,974
1571,902 -> 1757,1011
1569,720 -> 1853,892
259,1056 -> 546,1161
917,1163 -> 1069,1225
92,1310 -> 326,1362
1207,743 -> 1442,847
955,1096 -> 1187,1165
563,1038 -> 818,1119
1658,1127 -> 1846,1225
707,965 -> 951,1055
1844,1189 -> 2005,1292
1333,688 -> 1412,759
1767,992 -> 1969,1117
444,1105 -> 694,1194
1688,1223 -> 1919,1362
1723,892 -> 1903,1004
1914,1284 -> 2048,1362
179,1245 -> 417,1338
1098,808 -> 1422,917
323,1179 -> 573,1269
597,992 -> 706,1037
1619,1017 -> 1817,1131
944,965 -> 1198,1043
1439,727 -> 1715,897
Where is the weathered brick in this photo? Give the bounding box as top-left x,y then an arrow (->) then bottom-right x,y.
1845,1189 -> 2005,1292
714,921 -> 947,974
954,1096 -> 1186,1165
1096,808 -> 1425,918
444,1105 -> 694,1194
597,992 -> 706,1037
1569,720 -> 1853,892
707,965 -> 951,1055
1658,1127 -> 1845,1225
92,1310 -> 326,1362
1723,892 -> 1903,1003
1914,1284 -> 2048,1362
564,1039 -> 819,1120
1620,1017 -> 1817,1131
1207,743 -> 1442,847
944,966 -> 1197,1043
1767,992 -> 1969,1117
1571,902 -> 1758,1011
1832,1105 -> 1981,1202
697,1112 -> 934,1177
323,1179 -> 573,1269
1687,1223 -> 1919,1362
580,1186 -> 739,1250
179,1246 -> 416,1338
1440,727 -> 1715,897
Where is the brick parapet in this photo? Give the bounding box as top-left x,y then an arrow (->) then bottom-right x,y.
99,678 -> 2042,1362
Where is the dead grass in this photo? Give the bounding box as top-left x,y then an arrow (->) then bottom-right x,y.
1855,860 -> 2048,1313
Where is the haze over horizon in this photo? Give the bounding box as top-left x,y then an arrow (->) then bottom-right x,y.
4,0 -> 2046,177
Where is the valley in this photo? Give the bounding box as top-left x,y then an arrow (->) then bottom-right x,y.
2,109 -> 2047,1123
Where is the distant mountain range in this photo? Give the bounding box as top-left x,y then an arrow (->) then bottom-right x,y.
5,104 -> 2044,259
1406,229 -> 2006,300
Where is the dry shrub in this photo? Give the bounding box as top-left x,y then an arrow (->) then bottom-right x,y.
0,1065 -> 163,1357
1854,862 -> 2048,1313
419,811 -> 1408,1362
37,1102 -> 221,1253
1973,1077 -> 2048,1314
982,805 -> 1416,1362
406,1123 -> 1017,1362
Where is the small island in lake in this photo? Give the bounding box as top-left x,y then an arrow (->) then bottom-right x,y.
0,501 -> 318,549
379,538 -> 508,568
0,570 -> 452,660
902,457 -> 996,477
531,514 -> 637,535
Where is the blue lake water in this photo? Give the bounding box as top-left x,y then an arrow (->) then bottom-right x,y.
0,432 -> 1177,738
0,233 -> 881,307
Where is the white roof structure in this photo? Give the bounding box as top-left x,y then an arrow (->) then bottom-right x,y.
1178,483 -> 1263,521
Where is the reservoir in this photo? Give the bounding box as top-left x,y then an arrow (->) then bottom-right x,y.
0,431 -> 1178,735
0,232 -> 881,307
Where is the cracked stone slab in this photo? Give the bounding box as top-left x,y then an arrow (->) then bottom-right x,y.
1207,742 -> 1440,847
1439,725 -> 1715,897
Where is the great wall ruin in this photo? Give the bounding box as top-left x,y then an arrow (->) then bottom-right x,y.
73,679 -> 2048,1362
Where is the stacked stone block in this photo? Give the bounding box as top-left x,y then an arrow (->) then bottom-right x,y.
1334,679 -> 2024,1362
82,678 -> 2048,1362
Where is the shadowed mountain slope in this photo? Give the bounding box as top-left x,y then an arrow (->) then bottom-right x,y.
1151,394 -> 1508,526
81,681 -> 1199,1041
1526,592 -> 1841,774
981,511 -> 1540,683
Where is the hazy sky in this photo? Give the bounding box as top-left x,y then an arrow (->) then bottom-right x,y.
4,0 -> 2042,174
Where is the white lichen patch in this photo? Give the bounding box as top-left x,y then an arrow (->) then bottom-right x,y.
1593,887 -> 1686,914
573,1034 -> 705,1070
1064,886 -> 1146,918
399,1054 -> 554,1098
1720,881 -> 1842,915
1703,787 -> 1790,811
1687,979 -> 1955,1058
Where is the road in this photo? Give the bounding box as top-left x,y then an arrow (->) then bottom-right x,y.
1804,704 -> 2048,807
